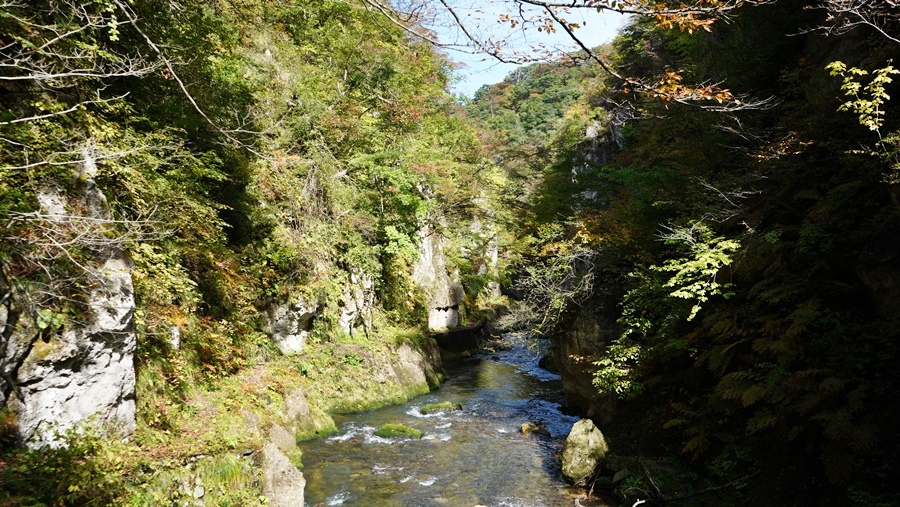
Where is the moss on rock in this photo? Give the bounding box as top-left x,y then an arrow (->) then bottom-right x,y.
374,424 -> 423,439
419,402 -> 462,415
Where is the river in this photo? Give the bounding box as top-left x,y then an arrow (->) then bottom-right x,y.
298,336 -> 611,507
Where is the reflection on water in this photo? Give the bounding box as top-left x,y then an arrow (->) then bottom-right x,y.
299,337 -> 609,507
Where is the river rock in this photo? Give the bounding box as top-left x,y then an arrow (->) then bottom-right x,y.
561,418 -> 609,483
521,422 -> 551,436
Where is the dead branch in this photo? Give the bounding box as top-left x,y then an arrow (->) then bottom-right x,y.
801,0 -> 900,44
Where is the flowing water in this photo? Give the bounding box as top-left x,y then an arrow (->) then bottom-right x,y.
299,337 -> 611,507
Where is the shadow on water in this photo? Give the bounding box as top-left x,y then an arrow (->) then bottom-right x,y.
299,336 -> 612,507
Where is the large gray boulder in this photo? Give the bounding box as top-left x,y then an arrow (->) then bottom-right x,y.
561,418 -> 609,483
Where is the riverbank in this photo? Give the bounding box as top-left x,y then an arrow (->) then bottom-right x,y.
0,329 -> 444,506
299,335 -> 611,507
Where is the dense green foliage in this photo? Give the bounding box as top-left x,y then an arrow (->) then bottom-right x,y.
0,0 -> 497,504
468,2 -> 900,505
0,0 -> 491,382
3,0 -> 899,504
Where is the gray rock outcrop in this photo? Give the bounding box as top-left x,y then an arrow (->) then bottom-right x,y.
266,270 -> 375,352
551,309 -> 618,424
412,226 -> 464,330
260,441 -> 305,507
1,145 -> 137,447
391,341 -> 443,393
338,270 -> 374,336
266,297 -> 317,354
561,418 -> 609,483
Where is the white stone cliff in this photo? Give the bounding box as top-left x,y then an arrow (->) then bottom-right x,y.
1,145 -> 137,447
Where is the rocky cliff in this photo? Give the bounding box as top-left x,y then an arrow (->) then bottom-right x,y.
412,225 -> 466,330
1,147 -> 137,447
549,308 -> 617,424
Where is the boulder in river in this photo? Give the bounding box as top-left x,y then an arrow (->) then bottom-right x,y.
420,401 -> 462,415
521,422 -> 551,436
561,418 -> 609,483
374,423 -> 423,438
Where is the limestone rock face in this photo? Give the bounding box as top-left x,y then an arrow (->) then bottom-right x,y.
2,148 -> 137,447
561,418 -> 609,483
266,298 -> 317,354
9,253 -> 136,447
338,271 -> 375,336
266,270 -> 375,352
260,441 -> 305,507
412,226 -> 464,330
391,341 -> 444,392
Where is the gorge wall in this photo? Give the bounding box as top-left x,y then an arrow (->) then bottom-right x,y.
1,149 -> 137,447
412,225 -> 466,330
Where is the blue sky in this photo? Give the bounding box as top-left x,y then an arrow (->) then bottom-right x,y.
430,5 -> 629,97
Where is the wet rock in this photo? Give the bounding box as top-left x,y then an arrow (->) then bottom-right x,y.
521,422 -> 551,436
374,423 -> 423,438
481,336 -> 512,352
538,354 -> 558,373
561,419 -> 609,483
420,402 -> 462,415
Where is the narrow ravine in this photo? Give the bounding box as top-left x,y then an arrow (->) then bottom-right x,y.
299,337 -> 611,507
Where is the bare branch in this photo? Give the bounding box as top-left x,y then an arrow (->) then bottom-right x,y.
801,0 -> 900,44
364,1 -> 774,112
0,93 -> 128,125
0,0 -> 160,88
